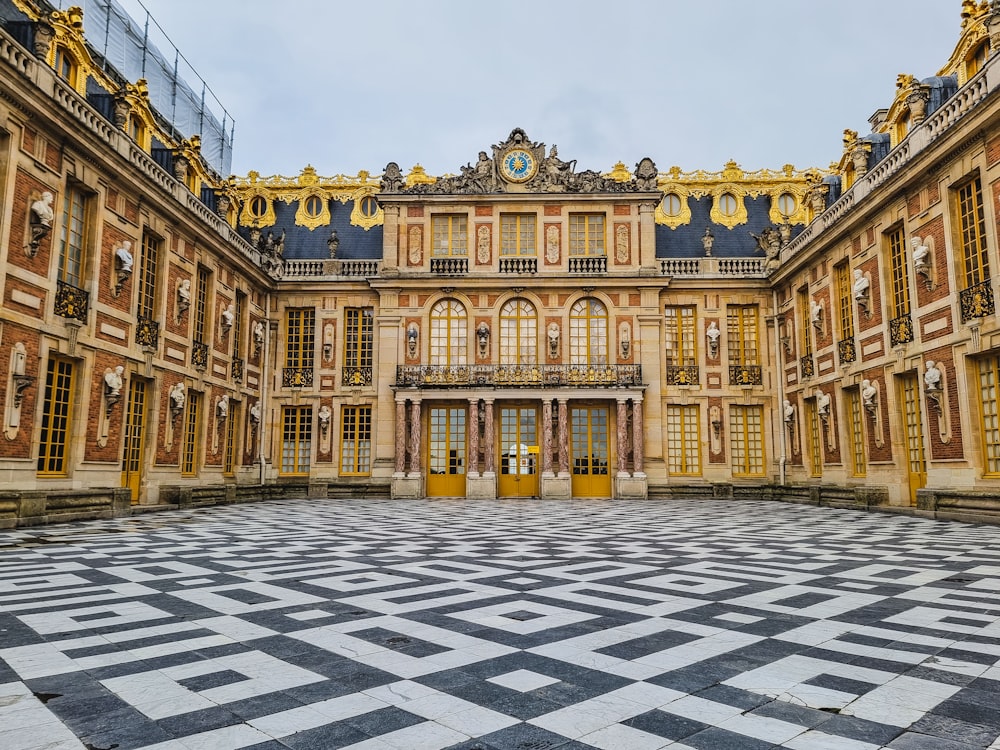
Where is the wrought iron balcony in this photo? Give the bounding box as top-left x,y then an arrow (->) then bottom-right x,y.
430,257 -> 468,275
499,257 -> 537,274
664,365 -> 699,386
232,357 -> 244,384
54,280 -> 89,322
136,315 -> 159,349
395,364 -> 643,389
800,354 -> 814,378
191,341 -> 209,370
889,313 -> 914,346
960,279 -> 995,322
568,256 -> 607,274
282,367 -> 314,388
838,337 -> 856,364
729,364 -> 763,386
342,366 -> 373,387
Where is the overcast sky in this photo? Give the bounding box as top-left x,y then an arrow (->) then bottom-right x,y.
90,0 -> 960,178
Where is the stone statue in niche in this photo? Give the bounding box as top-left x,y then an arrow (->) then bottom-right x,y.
476,322 -> 490,359
853,269 -> 870,316
327,229 -> 339,258
169,382 -> 186,423
318,405 -> 331,435
861,379 -> 878,414
633,157 -> 658,191
220,303 -> 235,333
177,279 -> 191,317
28,191 -> 54,254
216,394 -> 229,420
253,320 -> 265,355
816,390 -> 830,423
810,299 -> 823,330
104,366 -> 124,417
113,241 -> 133,296
701,227 -> 714,256
783,399 -> 795,424
706,321 -> 720,359
380,162 -> 405,193
619,322 -> 631,360
924,360 -> 942,392
911,237 -> 930,277
406,322 -> 419,359
249,400 -> 261,425
547,323 -> 560,359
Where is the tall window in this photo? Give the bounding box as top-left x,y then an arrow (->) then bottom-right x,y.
979,356 -> 1000,475
807,400 -> 822,477
181,391 -> 201,476
798,289 -> 813,359
847,389 -> 866,477
569,298 -> 608,365
664,306 -> 696,365
726,305 -> 759,365
569,214 -> 605,256
37,358 -> 74,476
430,299 -> 467,366
54,46 -> 78,87
340,406 -> 372,476
233,291 -> 246,361
887,225 -> 910,319
432,215 -> 467,257
666,405 -> 700,476
500,214 -> 536,256
281,406 -> 312,475
730,405 -> 765,477
956,176 -> 990,288
137,231 -> 160,321
835,262 -> 855,341
194,266 -> 211,344
223,401 -> 238,476
58,185 -> 88,287
344,307 -> 374,371
499,298 -> 537,365
285,309 -> 316,369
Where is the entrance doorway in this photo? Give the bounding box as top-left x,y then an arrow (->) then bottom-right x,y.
498,406 -> 539,497
570,405 -> 611,497
899,373 -> 927,505
120,378 -> 146,502
426,406 -> 467,497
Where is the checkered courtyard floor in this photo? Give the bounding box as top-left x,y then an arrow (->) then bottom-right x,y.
1,496 -> 1000,750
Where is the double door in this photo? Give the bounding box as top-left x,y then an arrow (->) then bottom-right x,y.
499,406 -> 539,497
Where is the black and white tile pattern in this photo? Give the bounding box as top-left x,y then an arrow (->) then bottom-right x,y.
1,497 -> 1000,749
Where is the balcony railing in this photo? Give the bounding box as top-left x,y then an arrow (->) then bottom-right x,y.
838,337 -> 856,364
395,364 -> 643,388
499,257 -> 537,274
136,315 -> 159,349
659,257 -> 767,278
342,366 -> 373,387
800,354 -> 814,379
664,365 -> 699,386
191,341 -> 209,370
729,364 -> 763,386
960,279 -> 995,322
889,313 -> 914,346
282,367 -> 314,388
232,357 -> 245,384
54,280 -> 89,322
430,257 -> 468,275
568,256 -> 607,274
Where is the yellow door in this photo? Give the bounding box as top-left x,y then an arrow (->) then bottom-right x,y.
498,406 -> 539,497
900,373 -> 927,505
426,406 -> 467,497
120,378 -> 146,502
570,406 -> 611,497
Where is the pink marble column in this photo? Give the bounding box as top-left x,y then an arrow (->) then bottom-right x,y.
482,399 -> 495,474
632,398 -> 644,475
408,400 -> 421,475
557,399 -> 569,475
616,398 -> 629,476
394,399 -> 407,474
541,399 -> 553,476
468,398 -> 479,476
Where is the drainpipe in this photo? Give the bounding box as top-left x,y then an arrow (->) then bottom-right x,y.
773,289 -> 787,485
259,292 -> 270,486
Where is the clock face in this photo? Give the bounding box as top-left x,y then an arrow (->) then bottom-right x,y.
501,148 -> 537,183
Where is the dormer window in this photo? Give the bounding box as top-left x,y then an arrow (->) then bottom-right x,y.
718,193 -> 738,217
776,193 -> 796,218
967,40 -> 989,80
53,46 -> 79,88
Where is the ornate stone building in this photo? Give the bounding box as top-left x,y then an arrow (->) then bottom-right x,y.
2,0 -> 1000,525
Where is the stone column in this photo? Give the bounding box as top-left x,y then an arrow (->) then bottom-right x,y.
632,397 -> 645,476
617,398 -> 629,477
394,398 -> 407,475
638,202 -> 657,274
408,399 -> 421,476
468,398 -> 480,476
541,399 -> 553,476
483,399 -> 495,475
382,204 -> 400,271
557,399 -> 569,476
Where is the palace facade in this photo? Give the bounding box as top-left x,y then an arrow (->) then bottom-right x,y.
3,0 -> 1000,525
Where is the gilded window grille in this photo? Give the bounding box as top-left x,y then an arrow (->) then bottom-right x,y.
54,279 -> 89,322
135,315 -> 159,348
191,341 -> 209,370
665,366 -> 699,386
889,313 -> 915,346
837,337 -> 857,364
961,279 -> 996,322
231,357 -> 245,384
800,355 -> 814,379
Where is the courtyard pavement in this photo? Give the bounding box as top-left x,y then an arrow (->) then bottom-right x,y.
1,497 -> 1000,750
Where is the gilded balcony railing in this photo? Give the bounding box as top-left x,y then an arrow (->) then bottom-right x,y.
54,280 -> 89,322
191,341 -> 209,370
729,364 -> 763,386
342,366 -> 373,387
136,315 -> 159,348
838,337 -> 856,364
395,364 -> 642,388
889,313 -> 914,346
282,367 -> 314,387
960,279 -> 995,322
664,365 -> 699,386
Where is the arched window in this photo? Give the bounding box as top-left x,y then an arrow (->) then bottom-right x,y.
430,299 -> 467,366
570,298 -> 608,366
499,298 -> 537,365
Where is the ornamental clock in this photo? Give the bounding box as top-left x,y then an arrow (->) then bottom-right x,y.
500,148 -> 537,183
